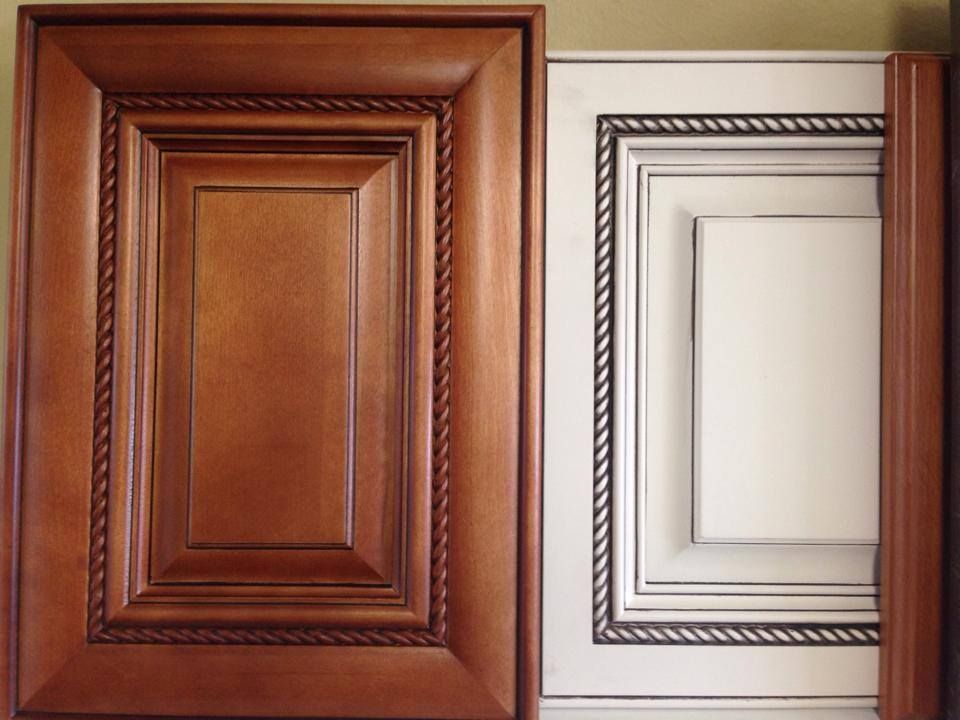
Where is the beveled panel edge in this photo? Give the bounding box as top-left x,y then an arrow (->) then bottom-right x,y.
37,18 -> 522,98
103,600 -> 430,634
624,155 -> 882,596
130,147 -> 414,601
591,113 -> 885,646
87,93 -> 452,647
110,127 -> 422,601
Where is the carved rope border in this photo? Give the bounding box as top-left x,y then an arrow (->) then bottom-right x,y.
592,113 -> 885,646
88,94 -> 453,646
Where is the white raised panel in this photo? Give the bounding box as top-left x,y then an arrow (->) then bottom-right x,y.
543,56 -> 884,702
613,145 -> 882,615
694,216 -> 881,546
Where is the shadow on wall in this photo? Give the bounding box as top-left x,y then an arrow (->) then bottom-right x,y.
894,3 -> 950,49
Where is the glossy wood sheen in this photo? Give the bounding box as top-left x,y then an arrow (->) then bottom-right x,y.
519,12 -> 545,720
102,113 -> 433,628
189,188 -> 355,547
880,53 -> 947,720
3,5 -> 545,719
0,9 -> 36,720
149,150 -> 403,589
949,4 -> 960,716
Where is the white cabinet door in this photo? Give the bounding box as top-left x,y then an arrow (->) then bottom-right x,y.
543,55 -> 884,719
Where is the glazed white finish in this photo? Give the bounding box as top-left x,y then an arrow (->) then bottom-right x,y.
615,143 -> 882,621
542,55 -> 884,718
694,216 -> 881,546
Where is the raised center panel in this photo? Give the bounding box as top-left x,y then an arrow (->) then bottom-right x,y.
148,147 -> 406,590
189,187 -> 356,549
630,155 -> 881,591
103,111 -> 439,630
142,143 -> 411,586
694,216 -> 881,545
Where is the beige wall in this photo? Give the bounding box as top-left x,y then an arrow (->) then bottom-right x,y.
0,0 -> 950,316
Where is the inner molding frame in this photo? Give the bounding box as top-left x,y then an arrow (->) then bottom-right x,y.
88,94 -> 451,646
591,113 -> 886,646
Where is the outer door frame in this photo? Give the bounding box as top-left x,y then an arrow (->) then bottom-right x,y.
2,5 -> 545,719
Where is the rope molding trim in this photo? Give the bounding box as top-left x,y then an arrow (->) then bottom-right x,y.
87,93 -> 453,646
596,622 -> 880,646
599,113 -> 884,136
592,113 -> 884,647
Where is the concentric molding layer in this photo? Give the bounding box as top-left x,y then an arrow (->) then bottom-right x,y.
592,113 -> 885,647
88,93 -> 454,646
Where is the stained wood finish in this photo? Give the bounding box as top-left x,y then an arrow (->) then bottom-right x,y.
948,4 -> 960,714
519,12 -> 545,720
100,111 -> 432,633
3,5 -> 544,719
97,103 -> 440,642
185,186 -> 357,549
880,53 -> 947,720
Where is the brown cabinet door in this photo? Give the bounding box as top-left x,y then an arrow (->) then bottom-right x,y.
1,6 -> 544,718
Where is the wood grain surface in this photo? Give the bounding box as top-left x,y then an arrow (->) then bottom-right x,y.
946,3 -> 960,715
3,5 -> 545,719
881,52 -> 947,720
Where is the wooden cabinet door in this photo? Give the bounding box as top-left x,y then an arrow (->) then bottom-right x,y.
1,6 -> 544,719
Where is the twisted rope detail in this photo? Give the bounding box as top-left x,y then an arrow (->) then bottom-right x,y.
110,93 -> 449,115
592,114 -> 884,646
597,622 -> 879,646
429,99 -> 453,643
88,95 -> 452,646
87,100 -> 119,639
599,114 -> 884,136
592,122 -> 616,632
